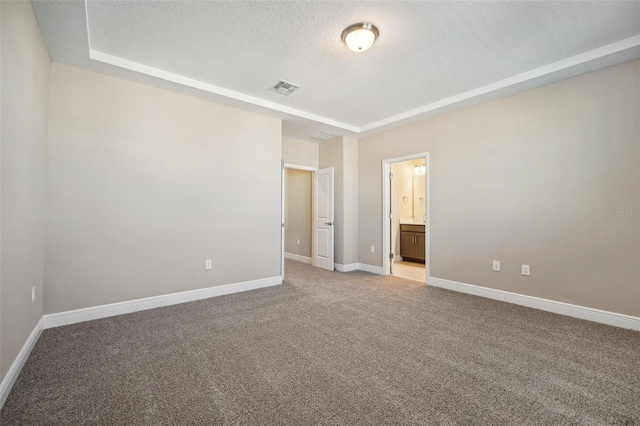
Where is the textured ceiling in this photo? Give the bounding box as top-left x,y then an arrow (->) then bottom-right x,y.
33,1 -> 640,141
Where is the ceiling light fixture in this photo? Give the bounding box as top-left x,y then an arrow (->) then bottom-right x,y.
341,22 -> 379,52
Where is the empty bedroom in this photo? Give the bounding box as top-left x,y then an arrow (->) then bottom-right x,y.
1,1 -> 639,424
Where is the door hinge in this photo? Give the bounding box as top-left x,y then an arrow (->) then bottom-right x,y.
389,253 -> 394,259
389,213 -> 393,219
281,223 -> 285,228
389,172 -> 394,180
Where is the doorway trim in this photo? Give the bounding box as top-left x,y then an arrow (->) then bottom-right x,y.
282,162 -> 318,276
381,153 -> 430,283
284,163 -> 318,172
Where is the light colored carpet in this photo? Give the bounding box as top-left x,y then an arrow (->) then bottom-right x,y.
1,259 -> 639,425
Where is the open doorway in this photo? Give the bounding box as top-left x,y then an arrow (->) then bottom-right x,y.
283,165 -> 316,269
382,154 -> 429,283
281,163 -> 334,275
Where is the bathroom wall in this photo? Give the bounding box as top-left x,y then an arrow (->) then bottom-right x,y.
412,159 -> 426,223
390,159 -> 427,259
391,161 -> 413,258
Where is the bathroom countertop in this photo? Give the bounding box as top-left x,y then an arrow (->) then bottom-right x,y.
399,219 -> 426,225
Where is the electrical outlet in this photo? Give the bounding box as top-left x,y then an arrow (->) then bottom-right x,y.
205,260 -> 212,270
492,260 -> 501,272
32,286 -> 35,303
522,264 -> 530,276
296,239 -> 300,245
370,246 -> 375,253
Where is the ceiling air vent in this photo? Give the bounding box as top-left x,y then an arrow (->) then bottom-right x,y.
269,80 -> 300,96
311,131 -> 338,141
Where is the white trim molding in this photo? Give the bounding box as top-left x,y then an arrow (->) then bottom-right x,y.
382,153 -> 430,279
284,252 -> 312,264
1,276 -> 282,409
428,277 -> 640,331
0,317 -> 45,409
358,35 -> 640,134
89,50 -> 360,133
285,258 -> 380,274
44,276 -> 282,329
82,1 -> 640,137
335,263 -> 359,272
284,163 -> 318,172
357,263 -> 385,275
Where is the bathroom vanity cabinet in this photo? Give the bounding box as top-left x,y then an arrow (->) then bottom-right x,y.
400,224 -> 426,263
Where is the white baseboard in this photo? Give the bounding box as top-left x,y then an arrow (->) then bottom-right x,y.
284,252 -> 312,264
357,263 -> 385,275
428,276 -> 640,331
44,276 -> 283,329
0,317 -> 45,409
1,276 -> 282,409
393,256 -> 403,263
335,263 -> 359,272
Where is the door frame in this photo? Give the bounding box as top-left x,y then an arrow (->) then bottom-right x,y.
381,153 -> 430,283
281,162 -> 318,276
389,169 -> 396,275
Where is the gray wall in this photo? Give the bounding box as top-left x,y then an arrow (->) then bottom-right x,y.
285,169 -> 312,258
342,137 -> 358,265
45,63 -> 282,314
0,1 -> 51,379
318,137 -> 359,267
282,137 -> 319,168
358,60 -> 640,316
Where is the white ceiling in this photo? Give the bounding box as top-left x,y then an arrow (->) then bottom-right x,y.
33,1 -> 640,142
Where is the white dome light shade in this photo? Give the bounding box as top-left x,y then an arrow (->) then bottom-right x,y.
341,23 -> 379,52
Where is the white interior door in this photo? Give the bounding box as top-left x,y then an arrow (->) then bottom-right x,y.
313,167 -> 334,271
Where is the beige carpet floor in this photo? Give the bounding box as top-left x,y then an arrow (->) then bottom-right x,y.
1,259 -> 639,425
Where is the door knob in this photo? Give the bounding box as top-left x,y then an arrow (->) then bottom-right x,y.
325,222 -> 334,226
